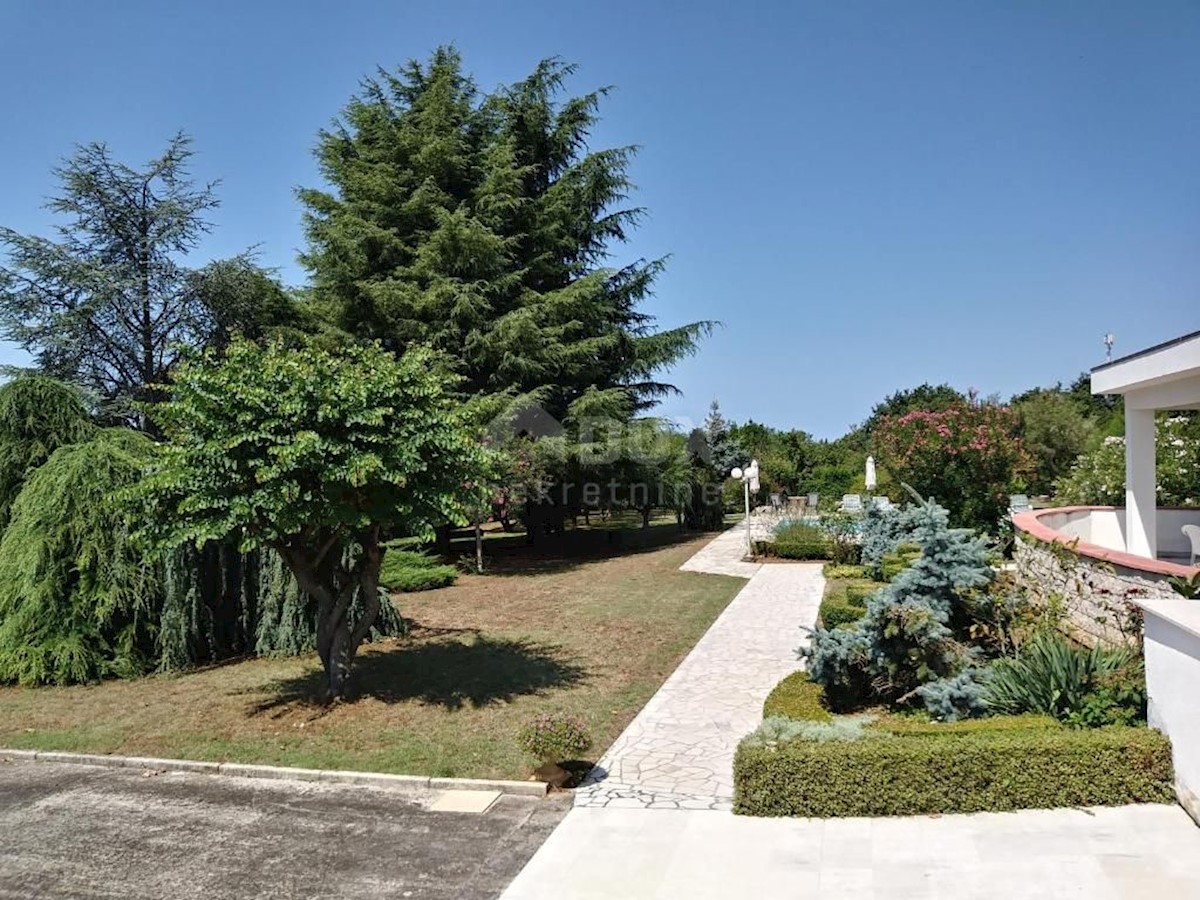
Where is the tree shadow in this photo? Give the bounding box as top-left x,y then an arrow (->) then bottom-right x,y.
476,522 -> 710,578
249,635 -> 589,713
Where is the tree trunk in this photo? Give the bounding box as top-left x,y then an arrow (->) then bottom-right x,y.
474,522 -> 483,573
277,529 -> 383,701
326,617 -> 353,698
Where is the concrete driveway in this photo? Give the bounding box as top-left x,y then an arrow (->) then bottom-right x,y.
0,760 -> 569,900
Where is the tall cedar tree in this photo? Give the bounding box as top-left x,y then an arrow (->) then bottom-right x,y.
0,134 -> 295,425
299,48 -> 710,424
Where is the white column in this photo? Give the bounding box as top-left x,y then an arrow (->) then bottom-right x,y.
1125,407 -> 1157,558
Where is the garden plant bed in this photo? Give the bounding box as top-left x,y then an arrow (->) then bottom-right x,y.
0,527 -> 743,781
735,672 -> 1175,818
734,714 -> 1174,817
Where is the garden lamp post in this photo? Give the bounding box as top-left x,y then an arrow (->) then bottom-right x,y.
730,459 -> 759,559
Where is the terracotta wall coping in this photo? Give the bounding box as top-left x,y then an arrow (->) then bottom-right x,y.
1012,506 -> 1199,579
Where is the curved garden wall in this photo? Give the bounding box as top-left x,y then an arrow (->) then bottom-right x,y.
1012,506 -> 1198,647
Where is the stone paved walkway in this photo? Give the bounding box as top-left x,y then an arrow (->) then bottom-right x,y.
575,523 -> 823,811
501,523 -> 1200,899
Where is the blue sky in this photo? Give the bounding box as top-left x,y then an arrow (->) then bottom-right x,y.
2,1 -> 1197,438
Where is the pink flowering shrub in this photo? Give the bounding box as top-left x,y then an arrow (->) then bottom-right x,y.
873,403 -> 1029,532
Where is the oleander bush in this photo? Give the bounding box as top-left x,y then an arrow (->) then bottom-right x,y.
734,723 -> 1174,817
762,671 -> 832,722
379,547 -> 459,593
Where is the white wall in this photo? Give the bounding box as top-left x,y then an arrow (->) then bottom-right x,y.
1036,508 -> 1200,560
1141,600 -> 1200,824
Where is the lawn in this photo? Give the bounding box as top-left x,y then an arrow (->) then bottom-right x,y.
0,524 -> 744,780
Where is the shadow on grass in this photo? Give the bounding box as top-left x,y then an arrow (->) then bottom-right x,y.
251,635 -> 589,713
475,522 -> 715,578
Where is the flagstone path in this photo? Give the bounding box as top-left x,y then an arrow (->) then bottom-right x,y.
575,524 -> 823,811
502,521 -> 1200,900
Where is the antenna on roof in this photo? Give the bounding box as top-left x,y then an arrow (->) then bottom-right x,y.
1104,333 -> 1115,361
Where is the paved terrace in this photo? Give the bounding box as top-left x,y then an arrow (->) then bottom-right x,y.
503,520 -> 1200,900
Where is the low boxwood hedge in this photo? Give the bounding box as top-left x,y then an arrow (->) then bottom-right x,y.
733,724 -> 1174,817
819,596 -> 865,629
379,549 -> 459,593
817,578 -> 876,629
762,670 -> 832,722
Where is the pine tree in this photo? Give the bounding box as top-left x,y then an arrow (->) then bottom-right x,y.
0,135 -> 293,425
299,48 -> 710,421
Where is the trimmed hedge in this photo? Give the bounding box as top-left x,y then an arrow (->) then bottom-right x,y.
822,563 -> 869,580
820,596 -> 866,629
817,578 -> 875,629
879,543 -> 921,581
763,671 -> 832,722
379,549 -> 458,593
733,724 -> 1174,817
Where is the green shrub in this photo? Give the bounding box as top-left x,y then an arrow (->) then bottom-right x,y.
820,598 -> 866,629
734,724 -> 1174,817
875,712 -> 1057,735
821,514 -> 863,566
984,631 -> 1146,727
517,712 -> 592,763
879,543 -> 921,581
842,583 -> 875,605
823,563 -> 869,580
0,429 -> 159,685
744,714 -> 879,747
762,671 -> 832,722
379,548 -> 458,593
768,523 -> 832,560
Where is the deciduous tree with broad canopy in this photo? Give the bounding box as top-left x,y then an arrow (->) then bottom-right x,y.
137,336 -> 487,698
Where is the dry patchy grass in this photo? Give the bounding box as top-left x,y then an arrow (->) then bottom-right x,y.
0,526 -> 744,779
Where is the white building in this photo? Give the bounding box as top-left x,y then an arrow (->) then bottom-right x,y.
1091,329 -> 1200,560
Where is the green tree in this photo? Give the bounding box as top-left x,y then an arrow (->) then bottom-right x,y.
0,428 -> 160,685
863,383 -> 965,436
0,135 -> 284,425
703,399 -> 743,476
1015,390 -> 1097,494
0,375 -> 94,527
298,48 -> 709,421
138,337 -> 486,698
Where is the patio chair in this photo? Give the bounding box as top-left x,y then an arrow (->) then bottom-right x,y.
874,496 -> 893,512
1008,494 -> 1031,514
769,493 -> 784,513
1184,524 -> 1200,566
807,492 -> 819,511
839,494 -> 863,513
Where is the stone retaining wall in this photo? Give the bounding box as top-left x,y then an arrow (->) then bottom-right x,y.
1014,536 -> 1178,647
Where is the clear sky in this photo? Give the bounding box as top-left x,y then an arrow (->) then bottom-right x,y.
2,1 -> 1197,438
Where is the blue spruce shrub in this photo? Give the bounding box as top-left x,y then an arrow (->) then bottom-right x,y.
802,496 -> 994,710
859,501 -> 910,579
802,625 -> 872,710
917,668 -> 991,721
